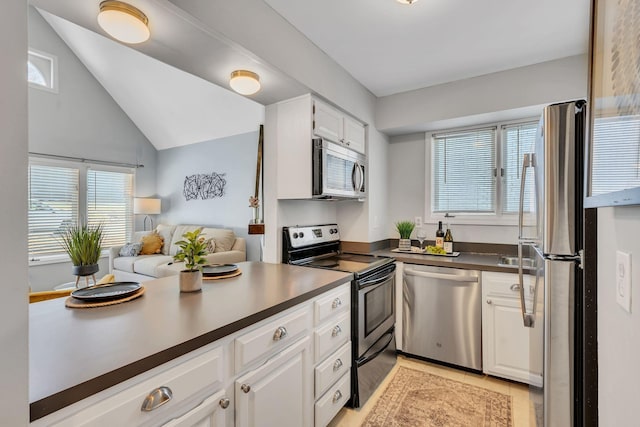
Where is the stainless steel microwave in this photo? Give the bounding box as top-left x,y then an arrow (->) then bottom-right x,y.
312,138 -> 366,199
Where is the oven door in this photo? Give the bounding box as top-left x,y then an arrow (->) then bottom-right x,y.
313,138 -> 366,199
357,264 -> 396,357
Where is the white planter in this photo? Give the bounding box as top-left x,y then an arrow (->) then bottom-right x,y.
179,270 -> 202,293
398,238 -> 411,251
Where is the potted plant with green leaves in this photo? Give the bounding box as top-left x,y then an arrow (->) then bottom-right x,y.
58,222 -> 104,287
395,220 -> 415,251
173,228 -> 209,292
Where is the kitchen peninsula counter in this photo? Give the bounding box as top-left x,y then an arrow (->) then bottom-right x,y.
29,261 -> 352,421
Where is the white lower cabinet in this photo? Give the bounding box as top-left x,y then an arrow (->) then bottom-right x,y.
314,373 -> 350,427
235,336 -> 312,427
162,389 -> 229,427
482,272 -> 543,386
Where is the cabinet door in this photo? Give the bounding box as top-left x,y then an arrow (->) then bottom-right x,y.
482,295 -> 543,386
162,389 -> 229,427
343,116 -> 365,154
235,337 -> 312,427
313,100 -> 343,143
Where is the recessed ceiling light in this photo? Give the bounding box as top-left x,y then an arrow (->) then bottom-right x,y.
97,1 -> 150,44
396,0 -> 419,4
229,70 -> 261,95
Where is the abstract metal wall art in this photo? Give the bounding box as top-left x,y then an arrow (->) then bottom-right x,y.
183,172 -> 227,201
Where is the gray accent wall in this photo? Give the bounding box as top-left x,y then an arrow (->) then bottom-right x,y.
157,131 -> 263,261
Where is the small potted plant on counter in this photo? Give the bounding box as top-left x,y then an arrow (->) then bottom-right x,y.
395,220 -> 415,251
58,222 -> 104,288
173,228 -> 209,293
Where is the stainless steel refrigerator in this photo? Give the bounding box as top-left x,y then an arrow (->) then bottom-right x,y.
518,100 -> 586,427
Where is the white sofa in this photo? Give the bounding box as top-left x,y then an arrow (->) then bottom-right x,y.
109,224 -> 246,282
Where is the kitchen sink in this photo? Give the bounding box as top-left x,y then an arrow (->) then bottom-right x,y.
498,256 -> 535,268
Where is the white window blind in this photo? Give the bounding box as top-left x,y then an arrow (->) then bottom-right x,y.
431,128 -> 496,213
591,115 -> 640,196
87,169 -> 134,248
502,122 -> 538,213
28,164 -> 79,256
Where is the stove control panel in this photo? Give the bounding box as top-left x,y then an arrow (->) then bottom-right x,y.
285,224 -> 340,248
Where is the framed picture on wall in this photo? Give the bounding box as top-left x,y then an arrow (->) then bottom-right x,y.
585,0 -> 640,207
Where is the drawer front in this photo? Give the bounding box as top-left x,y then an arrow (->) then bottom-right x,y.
483,271 -> 536,300
314,341 -> 352,398
314,284 -> 350,326
314,373 -> 350,427
314,312 -> 350,363
53,346 -> 223,426
235,307 -> 310,373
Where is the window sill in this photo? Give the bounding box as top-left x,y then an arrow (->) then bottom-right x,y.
29,252 -> 109,267
425,216 -> 520,227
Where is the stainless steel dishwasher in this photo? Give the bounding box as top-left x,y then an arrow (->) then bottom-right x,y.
403,264 -> 482,371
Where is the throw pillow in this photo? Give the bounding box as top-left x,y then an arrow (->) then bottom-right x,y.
202,228 -> 236,253
119,242 -> 142,257
140,232 -> 164,255
206,239 -> 216,254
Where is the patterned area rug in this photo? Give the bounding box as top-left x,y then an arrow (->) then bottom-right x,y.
363,367 -> 512,427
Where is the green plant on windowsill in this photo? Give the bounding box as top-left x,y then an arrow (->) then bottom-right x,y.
395,220 -> 415,239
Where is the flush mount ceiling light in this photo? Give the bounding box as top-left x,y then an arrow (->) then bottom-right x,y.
229,70 -> 261,95
396,0 -> 419,4
97,1 -> 150,44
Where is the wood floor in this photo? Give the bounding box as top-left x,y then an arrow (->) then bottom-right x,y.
329,355 -> 535,427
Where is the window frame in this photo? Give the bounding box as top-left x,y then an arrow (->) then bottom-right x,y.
28,157 -> 135,265
28,48 -> 58,93
425,117 -> 539,226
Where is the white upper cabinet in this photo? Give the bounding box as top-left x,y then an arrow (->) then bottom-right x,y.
313,99 -> 365,154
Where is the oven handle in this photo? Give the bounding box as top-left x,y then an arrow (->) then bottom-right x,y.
404,268 -> 478,283
358,269 -> 395,289
357,330 -> 394,366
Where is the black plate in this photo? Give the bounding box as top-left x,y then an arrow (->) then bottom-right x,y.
71,282 -> 142,301
202,264 -> 238,277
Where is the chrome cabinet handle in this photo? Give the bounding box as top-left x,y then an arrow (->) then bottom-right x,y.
141,386 -> 173,412
332,325 -> 342,337
273,326 -> 288,341
219,398 -> 230,409
510,283 -> 521,292
331,297 -> 342,309
333,358 -> 343,372
241,384 -> 251,393
332,390 -> 343,403
486,299 -> 492,305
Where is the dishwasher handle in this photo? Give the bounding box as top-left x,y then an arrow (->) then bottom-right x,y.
404,268 -> 478,283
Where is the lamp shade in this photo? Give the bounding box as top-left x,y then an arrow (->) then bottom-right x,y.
98,1 -> 150,44
229,70 -> 261,95
133,198 -> 161,215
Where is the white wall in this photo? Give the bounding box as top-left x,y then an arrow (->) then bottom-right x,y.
156,131 -> 264,261
0,0 -> 28,424
597,206 -> 640,426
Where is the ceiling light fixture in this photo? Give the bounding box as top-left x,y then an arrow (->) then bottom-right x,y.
97,1 -> 150,44
229,70 -> 261,95
396,0 -> 419,4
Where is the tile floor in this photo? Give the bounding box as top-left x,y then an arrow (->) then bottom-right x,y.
329,355 -> 536,427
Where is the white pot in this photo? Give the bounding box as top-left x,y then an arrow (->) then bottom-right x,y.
179,270 -> 202,293
398,238 -> 411,251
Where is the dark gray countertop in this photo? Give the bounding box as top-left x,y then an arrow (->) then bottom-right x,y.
29,261 -> 352,421
374,249 -> 525,273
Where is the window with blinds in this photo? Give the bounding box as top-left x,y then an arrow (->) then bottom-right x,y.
28,164 -> 79,256
502,122 -> 538,213
591,115 -> 640,196
87,169 -> 134,249
28,160 -> 134,258
431,128 -> 496,213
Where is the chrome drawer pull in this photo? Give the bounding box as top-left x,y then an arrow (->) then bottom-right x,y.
332,390 -> 343,403
141,386 -> 173,412
331,298 -> 342,309
510,283 -> 521,292
486,299 -> 492,305
273,326 -> 288,341
219,398 -> 230,409
241,384 -> 251,393
333,358 -> 343,372
332,325 -> 342,337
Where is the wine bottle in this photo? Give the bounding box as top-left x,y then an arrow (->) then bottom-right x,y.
435,221 -> 444,248
444,224 -> 454,254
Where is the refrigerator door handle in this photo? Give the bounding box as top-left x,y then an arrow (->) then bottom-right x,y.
518,241 -> 536,328
518,153 -> 537,244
